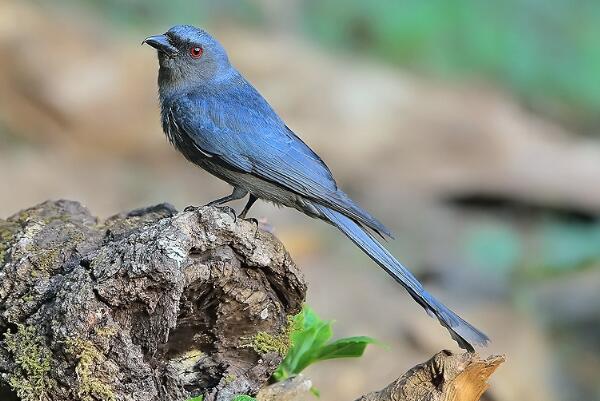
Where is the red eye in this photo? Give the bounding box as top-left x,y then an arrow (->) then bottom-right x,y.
189,46 -> 203,59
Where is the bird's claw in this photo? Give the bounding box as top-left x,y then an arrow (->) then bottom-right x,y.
243,217 -> 259,227
216,205 -> 237,222
183,205 -> 197,212
244,217 -> 273,233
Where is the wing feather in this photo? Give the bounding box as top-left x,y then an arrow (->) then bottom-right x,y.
170,89 -> 392,238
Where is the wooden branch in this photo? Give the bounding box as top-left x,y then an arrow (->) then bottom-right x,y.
0,200 -> 306,401
256,351 -> 504,401
256,375 -> 313,401
357,351 -> 504,401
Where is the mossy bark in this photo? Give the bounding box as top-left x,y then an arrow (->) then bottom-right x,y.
0,200 -> 306,401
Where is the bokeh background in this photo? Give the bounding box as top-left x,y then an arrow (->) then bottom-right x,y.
1,1 -> 599,400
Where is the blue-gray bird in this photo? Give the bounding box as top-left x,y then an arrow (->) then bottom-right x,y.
144,25 -> 488,351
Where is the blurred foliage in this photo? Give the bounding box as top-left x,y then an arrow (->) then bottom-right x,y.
49,0 -> 263,29
51,0 -> 600,130
464,222 -> 522,277
302,0 -> 600,132
537,220 -> 600,271
464,217 -> 600,281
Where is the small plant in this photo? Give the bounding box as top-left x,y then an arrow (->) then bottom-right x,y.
187,305 -> 378,400
272,306 -> 378,390
3,324 -> 55,401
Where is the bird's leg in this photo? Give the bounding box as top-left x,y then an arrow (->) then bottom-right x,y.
217,205 -> 237,221
205,186 -> 248,207
200,187 -> 248,221
238,194 -> 258,219
185,187 -> 248,213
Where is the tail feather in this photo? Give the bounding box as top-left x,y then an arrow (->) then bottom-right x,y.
326,190 -> 394,239
314,204 -> 489,351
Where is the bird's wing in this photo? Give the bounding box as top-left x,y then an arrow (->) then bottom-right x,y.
169,90 -> 392,237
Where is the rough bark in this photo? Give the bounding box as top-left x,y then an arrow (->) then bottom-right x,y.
355,351 -> 504,401
0,200 -> 503,401
0,200 -> 306,401
256,351 -> 504,401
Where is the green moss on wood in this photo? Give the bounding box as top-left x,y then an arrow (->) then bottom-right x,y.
94,325 -> 117,338
26,226 -> 84,276
0,219 -> 20,264
249,331 -> 290,356
168,348 -> 204,377
15,205 -> 71,226
22,294 -> 35,303
3,324 -> 55,401
66,338 -> 116,401
243,317 -> 295,357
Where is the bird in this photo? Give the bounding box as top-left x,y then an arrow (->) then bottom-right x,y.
143,25 -> 489,351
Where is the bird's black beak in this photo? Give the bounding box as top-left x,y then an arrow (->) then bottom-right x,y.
142,34 -> 179,57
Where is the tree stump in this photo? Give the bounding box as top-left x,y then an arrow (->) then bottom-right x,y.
0,200 -> 306,401
0,200 -> 503,401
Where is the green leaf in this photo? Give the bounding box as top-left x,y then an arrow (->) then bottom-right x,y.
271,365 -> 288,382
232,396 -> 257,401
289,320 -> 333,373
186,397 -> 203,401
314,336 -> 379,361
273,306 -> 380,387
276,306 -> 334,377
298,305 -> 319,329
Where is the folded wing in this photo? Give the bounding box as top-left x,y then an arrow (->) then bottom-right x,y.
170,89 -> 393,238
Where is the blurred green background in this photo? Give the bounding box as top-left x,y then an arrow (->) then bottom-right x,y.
2,1 -> 600,400
60,0 -> 600,132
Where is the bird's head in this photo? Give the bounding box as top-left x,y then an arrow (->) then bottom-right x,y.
143,25 -> 232,92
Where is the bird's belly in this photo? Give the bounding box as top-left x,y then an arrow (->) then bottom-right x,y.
221,166 -> 294,203
200,160 -> 312,211
163,130 -> 295,207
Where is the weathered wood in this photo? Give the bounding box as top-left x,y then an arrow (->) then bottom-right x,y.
256,351 -> 503,401
355,351 -> 504,401
0,200 -> 306,401
256,374 -> 312,401
0,200 -> 502,401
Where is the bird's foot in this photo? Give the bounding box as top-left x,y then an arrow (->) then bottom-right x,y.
252,217 -> 274,233
215,205 -> 237,222
242,217 -> 259,226
186,205 -> 237,221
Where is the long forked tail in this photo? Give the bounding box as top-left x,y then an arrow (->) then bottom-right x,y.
314,204 -> 489,351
